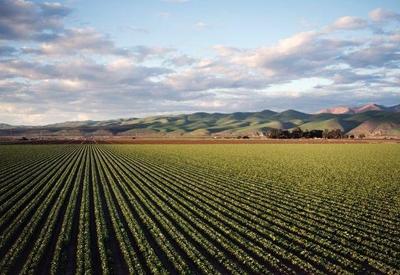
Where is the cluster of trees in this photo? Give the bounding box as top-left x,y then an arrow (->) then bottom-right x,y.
266,128 -> 352,139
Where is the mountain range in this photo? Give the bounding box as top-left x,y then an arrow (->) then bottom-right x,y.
1,103 -> 399,138
318,103 -> 400,115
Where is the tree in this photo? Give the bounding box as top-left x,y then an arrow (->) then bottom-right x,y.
267,129 -> 282,139
323,129 -> 330,139
310,130 -> 323,138
331,129 -> 343,139
280,130 -> 291,139
291,127 -> 303,139
323,129 -> 343,139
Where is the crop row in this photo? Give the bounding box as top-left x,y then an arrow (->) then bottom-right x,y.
0,144 -> 398,274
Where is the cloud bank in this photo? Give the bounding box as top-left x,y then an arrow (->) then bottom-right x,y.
0,2 -> 399,124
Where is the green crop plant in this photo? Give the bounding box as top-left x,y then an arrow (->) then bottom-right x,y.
0,144 -> 398,274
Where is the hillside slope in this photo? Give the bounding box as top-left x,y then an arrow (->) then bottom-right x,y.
1,104 -> 399,137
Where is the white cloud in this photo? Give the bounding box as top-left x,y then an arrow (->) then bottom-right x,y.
1,3 -> 399,124
163,54 -> 197,67
332,16 -> 368,30
212,45 -> 243,56
0,0 -> 71,41
369,8 -> 400,22
132,45 -> 175,61
31,28 -> 129,56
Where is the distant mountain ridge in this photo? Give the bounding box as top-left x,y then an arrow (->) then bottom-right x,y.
1,103 -> 399,138
318,103 -> 400,114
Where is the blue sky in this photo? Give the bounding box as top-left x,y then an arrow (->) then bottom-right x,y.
67,0 -> 400,54
0,0 -> 399,124
67,1 -> 399,47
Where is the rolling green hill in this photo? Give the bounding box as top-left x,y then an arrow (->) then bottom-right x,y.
1,104 -> 399,137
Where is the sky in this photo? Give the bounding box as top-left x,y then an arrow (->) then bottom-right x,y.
0,0 -> 400,125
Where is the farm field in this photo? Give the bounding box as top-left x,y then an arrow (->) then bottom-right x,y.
0,144 -> 399,274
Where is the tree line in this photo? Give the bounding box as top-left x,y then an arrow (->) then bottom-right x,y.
265,128 -> 364,139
